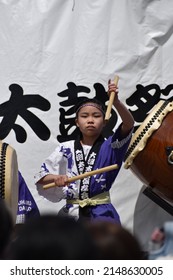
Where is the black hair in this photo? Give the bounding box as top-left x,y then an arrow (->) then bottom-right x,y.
8,214 -> 99,260
75,97 -> 106,117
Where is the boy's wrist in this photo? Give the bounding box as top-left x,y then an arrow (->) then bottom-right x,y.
113,98 -> 121,107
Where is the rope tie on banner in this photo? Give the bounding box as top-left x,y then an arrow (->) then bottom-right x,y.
72,0 -> 75,11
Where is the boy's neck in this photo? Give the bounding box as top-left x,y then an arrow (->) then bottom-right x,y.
80,136 -> 97,146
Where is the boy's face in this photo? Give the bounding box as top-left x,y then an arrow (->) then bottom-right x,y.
75,103 -> 106,139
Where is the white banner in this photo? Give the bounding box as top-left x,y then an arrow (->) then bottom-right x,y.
1,0 -> 173,250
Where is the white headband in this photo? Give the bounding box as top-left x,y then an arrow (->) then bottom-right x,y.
76,103 -> 105,115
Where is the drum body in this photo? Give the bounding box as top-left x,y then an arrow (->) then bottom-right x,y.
0,141 -> 18,223
124,100 -> 173,202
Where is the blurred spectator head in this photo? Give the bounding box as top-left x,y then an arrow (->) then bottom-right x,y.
86,220 -> 143,259
8,214 -> 99,260
0,199 -> 13,258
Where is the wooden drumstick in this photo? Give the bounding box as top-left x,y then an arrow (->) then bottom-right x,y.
105,75 -> 119,121
43,164 -> 119,189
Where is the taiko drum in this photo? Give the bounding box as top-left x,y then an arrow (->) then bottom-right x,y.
124,100 -> 173,202
0,141 -> 18,223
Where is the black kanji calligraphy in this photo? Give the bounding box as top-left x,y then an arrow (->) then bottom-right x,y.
0,84 -> 51,143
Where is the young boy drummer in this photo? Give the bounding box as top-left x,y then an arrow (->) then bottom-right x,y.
34,79 -> 134,223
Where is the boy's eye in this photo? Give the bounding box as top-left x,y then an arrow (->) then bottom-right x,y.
81,115 -> 101,118
79,113 -> 102,118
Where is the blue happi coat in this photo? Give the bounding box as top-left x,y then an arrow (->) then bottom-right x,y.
17,171 -> 40,223
34,124 -> 133,223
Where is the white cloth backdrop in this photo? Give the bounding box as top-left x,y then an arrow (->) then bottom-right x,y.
1,0 -> 173,249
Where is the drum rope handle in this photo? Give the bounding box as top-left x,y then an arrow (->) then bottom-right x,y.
124,100 -> 170,162
105,75 -> 119,121
43,164 -> 119,189
0,143 -> 8,199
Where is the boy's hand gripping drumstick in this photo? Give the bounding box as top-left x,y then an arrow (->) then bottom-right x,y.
105,75 -> 119,121
43,164 -> 119,189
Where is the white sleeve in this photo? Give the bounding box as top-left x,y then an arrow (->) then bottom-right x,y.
34,144 -> 68,203
36,184 -> 68,203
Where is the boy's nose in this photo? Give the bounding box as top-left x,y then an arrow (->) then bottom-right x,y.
87,117 -> 94,123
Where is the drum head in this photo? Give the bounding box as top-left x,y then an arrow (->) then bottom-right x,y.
0,142 -> 18,223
